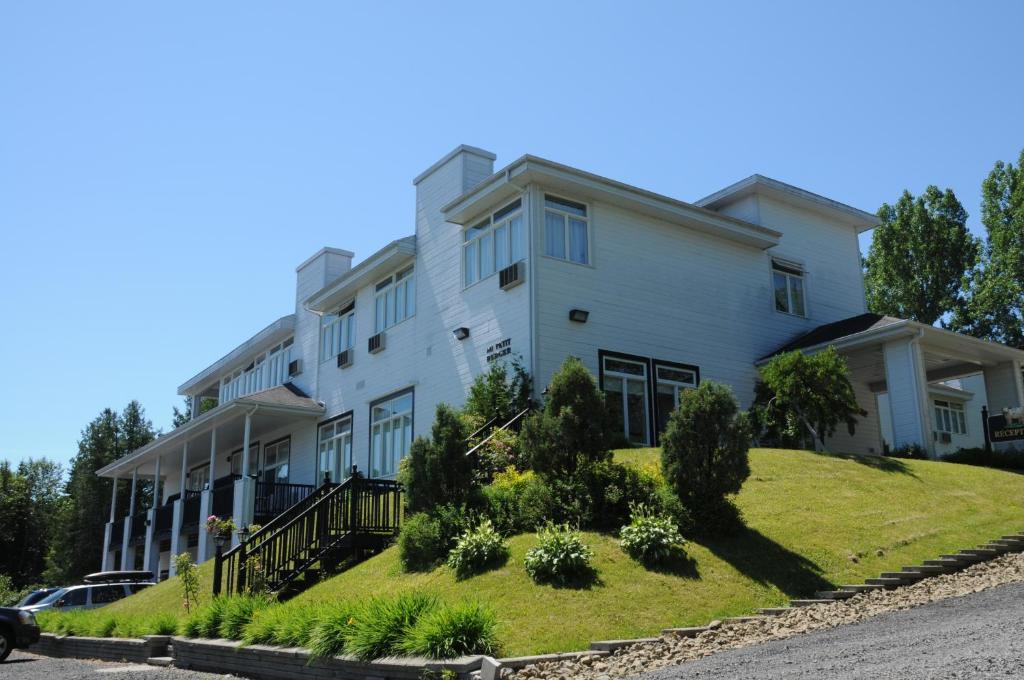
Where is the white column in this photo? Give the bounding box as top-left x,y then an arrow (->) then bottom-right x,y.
209,428 -> 217,478
241,413 -> 252,477
153,455 -> 163,508
121,468 -> 138,571
883,337 -> 934,456
102,477 -> 117,570
129,467 -> 138,515
179,442 -> 189,498
109,476 -> 119,523
235,411 -> 256,540
143,507 -> 156,580
169,443 -> 188,575
197,488 -> 212,562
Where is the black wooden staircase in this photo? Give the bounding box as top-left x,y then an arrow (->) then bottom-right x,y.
213,473 -> 402,598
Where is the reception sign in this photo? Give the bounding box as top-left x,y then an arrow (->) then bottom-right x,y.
987,412 -> 1024,444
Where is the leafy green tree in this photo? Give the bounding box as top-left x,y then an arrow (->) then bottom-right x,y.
463,358 -> 532,426
520,357 -> 613,477
172,396 -> 218,428
755,347 -> 866,451
953,149 -> 1024,347
0,458 -> 63,587
46,402 -> 156,582
660,381 -> 751,527
400,404 -> 475,513
864,186 -> 978,325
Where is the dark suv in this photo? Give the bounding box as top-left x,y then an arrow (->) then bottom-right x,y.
0,606 -> 40,662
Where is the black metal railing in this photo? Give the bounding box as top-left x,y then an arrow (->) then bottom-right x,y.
253,482 -> 316,524
128,510 -> 147,544
214,474 -> 402,596
212,482 -> 235,518
182,490 -> 202,528
154,503 -> 174,536
110,517 -> 126,543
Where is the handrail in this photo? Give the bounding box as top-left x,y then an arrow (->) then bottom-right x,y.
221,480 -> 340,560
466,405 -> 533,458
465,415 -> 500,443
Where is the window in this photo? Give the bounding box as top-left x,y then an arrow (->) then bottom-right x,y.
91,585 -> 126,605
374,266 -> 415,333
602,356 -> 649,446
544,195 -> 589,265
318,416 -> 352,482
463,199 -> 525,287
187,464 -> 210,492
370,390 -> 413,478
262,438 -> 290,484
772,259 -> 806,316
229,442 -> 259,477
655,364 -> 699,434
934,400 -> 967,435
218,338 -> 294,402
60,588 -> 88,607
321,304 -> 356,362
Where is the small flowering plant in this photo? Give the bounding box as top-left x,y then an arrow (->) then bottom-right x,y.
524,522 -> 594,585
205,514 -> 236,538
619,503 -> 684,565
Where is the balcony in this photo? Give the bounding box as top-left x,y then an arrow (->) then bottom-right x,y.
254,481 -> 316,525
182,490 -> 202,529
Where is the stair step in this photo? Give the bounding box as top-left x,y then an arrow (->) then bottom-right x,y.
724,616 -> 764,625
960,548 -> 999,558
759,608 -> 792,616
661,626 -> 709,638
815,590 -> 857,600
789,599 -> 834,607
981,542 -> 1015,553
924,558 -> 965,567
879,571 -> 926,581
146,657 -> 174,667
941,553 -> 984,562
865,577 -> 905,587
1000,534 -> 1024,542
840,584 -> 885,593
905,564 -> 955,574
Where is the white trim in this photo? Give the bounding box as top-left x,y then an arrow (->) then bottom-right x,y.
304,238 -> 416,313
178,315 -> 295,395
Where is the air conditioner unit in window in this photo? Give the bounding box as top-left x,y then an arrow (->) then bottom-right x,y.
337,349 -> 353,368
368,332 -> 386,354
499,261 -> 525,290
288,359 -> 302,377
940,432 -> 952,444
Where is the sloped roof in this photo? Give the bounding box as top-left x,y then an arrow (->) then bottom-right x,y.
762,313 -> 906,360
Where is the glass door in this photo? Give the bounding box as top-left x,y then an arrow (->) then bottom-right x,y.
318,418 -> 352,482
603,357 -> 650,446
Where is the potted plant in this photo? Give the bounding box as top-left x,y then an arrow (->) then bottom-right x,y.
205,515 -> 237,547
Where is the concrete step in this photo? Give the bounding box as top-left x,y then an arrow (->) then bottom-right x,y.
981,542 -> 1016,553
840,584 -> 885,593
815,589 -> 857,600
905,564 -> 955,574
1000,534 -> 1024,542
879,571 -> 927,581
146,657 -> 174,667
724,616 -> 764,625
789,599 -> 834,607
941,553 -> 984,563
960,548 -> 999,558
924,558 -> 965,568
759,608 -> 792,616
865,577 -> 906,587
661,626 -> 709,638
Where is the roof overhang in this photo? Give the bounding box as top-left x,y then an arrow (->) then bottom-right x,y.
442,156 -> 782,250
696,174 -> 881,233
96,386 -> 324,478
929,383 -> 974,401
178,315 -> 296,395
304,237 -> 416,314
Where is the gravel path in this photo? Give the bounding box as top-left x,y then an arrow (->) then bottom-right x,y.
1,652 -> 223,679
637,581 -> 1024,679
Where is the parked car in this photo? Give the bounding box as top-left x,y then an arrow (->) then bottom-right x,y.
13,588 -> 60,609
21,572 -> 153,614
0,606 -> 39,662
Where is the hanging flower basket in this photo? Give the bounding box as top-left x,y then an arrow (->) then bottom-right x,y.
205,514 -> 236,540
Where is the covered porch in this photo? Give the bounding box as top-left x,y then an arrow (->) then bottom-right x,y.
765,314 -> 1024,458
96,385 -> 324,580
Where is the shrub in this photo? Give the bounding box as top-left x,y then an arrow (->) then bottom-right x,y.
399,512 -> 445,572
619,504 -> 685,564
344,592 -> 438,661
401,601 -> 501,659
579,461 -> 662,530
400,404 -> 476,513
463,358 -> 533,426
661,381 -> 751,529
521,357 -> 613,477
307,602 -> 357,659
524,523 -> 594,586
474,427 -> 521,479
482,468 -> 553,535
446,519 -> 510,579
943,446 -> 1024,470
218,594 -> 275,640
245,602 -> 330,648
147,613 -> 179,636
174,552 -> 201,613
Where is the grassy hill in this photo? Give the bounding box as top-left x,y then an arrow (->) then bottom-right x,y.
101,448 -> 1024,655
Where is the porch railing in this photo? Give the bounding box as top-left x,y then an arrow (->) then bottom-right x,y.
212,482 -> 235,518
254,482 -> 316,524
182,490 -> 202,528
128,510 -> 147,544
154,503 -> 174,536
110,517 -> 126,543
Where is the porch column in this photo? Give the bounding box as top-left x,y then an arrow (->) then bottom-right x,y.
233,411 -> 255,546
198,429 -> 217,562
882,337 -> 934,457
101,477 -> 118,571
144,456 -> 162,581
121,467 -> 138,571
169,443 -> 189,576
983,360 -> 1024,451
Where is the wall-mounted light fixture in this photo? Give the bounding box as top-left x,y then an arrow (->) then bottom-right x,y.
453,326 -> 471,340
569,309 -> 590,323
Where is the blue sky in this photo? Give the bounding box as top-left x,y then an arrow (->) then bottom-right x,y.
1,1 -> 1022,469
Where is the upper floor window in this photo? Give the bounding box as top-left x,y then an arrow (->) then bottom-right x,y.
464,198 -> 525,287
375,266 -> 415,333
544,195 -> 589,265
321,303 -> 356,362
218,338 -> 293,403
772,259 -> 806,317
934,400 -> 966,435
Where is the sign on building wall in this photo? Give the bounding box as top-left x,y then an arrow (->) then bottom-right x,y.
486,338 -> 512,363
987,408 -> 1024,443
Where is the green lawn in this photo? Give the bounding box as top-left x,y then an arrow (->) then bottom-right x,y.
98,448 -> 1024,655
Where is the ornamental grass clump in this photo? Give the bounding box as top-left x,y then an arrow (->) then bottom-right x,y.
343,592 -> 438,661
446,519 -> 510,579
619,503 -> 685,565
182,596 -> 230,638
307,601 -> 358,659
401,601 -> 501,659
218,594 -> 275,640
523,522 -> 595,586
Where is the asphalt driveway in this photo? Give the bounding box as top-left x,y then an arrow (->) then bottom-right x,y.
638,581 -> 1024,679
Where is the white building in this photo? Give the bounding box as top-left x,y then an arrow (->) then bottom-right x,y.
96,145 -> 1024,578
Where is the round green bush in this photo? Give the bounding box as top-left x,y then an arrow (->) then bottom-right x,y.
446,519 -> 510,579
523,523 -> 594,585
399,512 -> 445,572
619,504 -> 684,564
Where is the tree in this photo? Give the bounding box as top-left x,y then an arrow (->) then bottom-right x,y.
755,347 -> 866,451
520,356 -> 613,477
400,403 -> 475,513
952,149 -> 1024,347
0,458 -> 63,587
172,396 -> 217,428
660,381 -> 751,526
463,358 -> 532,426
864,186 -> 978,325
46,402 -> 156,583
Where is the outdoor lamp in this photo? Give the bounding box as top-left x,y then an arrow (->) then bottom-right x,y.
453,326 -> 470,340
236,526 -> 251,544
569,309 -> 590,323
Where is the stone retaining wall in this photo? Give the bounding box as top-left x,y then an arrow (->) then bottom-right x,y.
172,636 -> 483,680
34,633 -> 169,663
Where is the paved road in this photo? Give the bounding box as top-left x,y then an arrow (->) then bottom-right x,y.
640,581 -> 1024,679
0,653 -> 221,679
